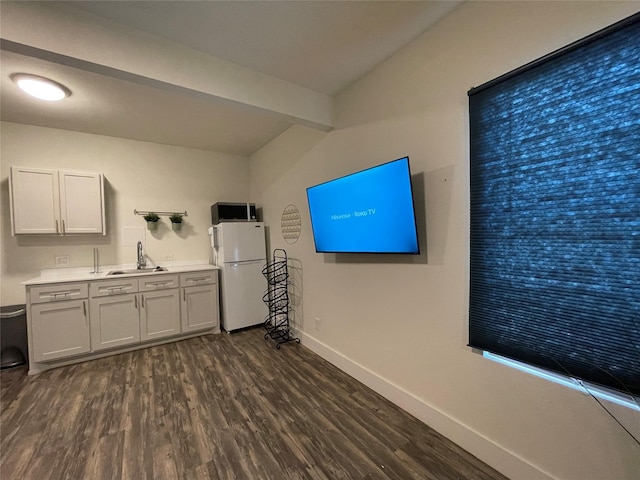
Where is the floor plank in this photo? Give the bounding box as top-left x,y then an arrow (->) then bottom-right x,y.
1,328 -> 509,479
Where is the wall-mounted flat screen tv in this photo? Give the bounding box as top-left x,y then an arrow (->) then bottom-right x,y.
306,156 -> 419,254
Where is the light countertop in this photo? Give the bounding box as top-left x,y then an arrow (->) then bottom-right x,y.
23,262 -> 219,286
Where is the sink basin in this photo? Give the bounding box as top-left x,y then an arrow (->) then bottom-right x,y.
107,266 -> 167,276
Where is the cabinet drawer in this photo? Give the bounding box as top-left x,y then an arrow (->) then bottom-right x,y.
139,274 -> 179,291
179,271 -> 217,287
90,278 -> 139,297
29,282 -> 88,304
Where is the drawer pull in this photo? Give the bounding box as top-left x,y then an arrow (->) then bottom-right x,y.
149,282 -> 170,287
106,286 -> 127,292
48,291 -> 73,298
189,277 -> 208,283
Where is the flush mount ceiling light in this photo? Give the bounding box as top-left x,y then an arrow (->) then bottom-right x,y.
11,73 -> 70,101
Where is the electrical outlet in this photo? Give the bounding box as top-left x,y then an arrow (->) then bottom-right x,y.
54,255 -> 70,266
161,254 -> 174,261
314,317 -> 321,331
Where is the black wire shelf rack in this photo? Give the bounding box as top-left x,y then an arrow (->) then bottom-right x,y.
261,249 -> 300,349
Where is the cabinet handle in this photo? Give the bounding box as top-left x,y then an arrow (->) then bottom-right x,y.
106,286 -> 126,292
135,295 -> 138,309
62,220 -> 66,234
183,289 -> 186,301
141,294 -> 145,307
48,291 -> 72,298
55,220 -> 59,234
83,301 -> 87,325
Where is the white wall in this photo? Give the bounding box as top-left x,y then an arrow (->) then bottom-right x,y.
250,2 -> 640,479
1,122 -> 249,305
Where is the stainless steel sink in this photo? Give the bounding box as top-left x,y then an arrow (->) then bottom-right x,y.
107,267 -> 168,276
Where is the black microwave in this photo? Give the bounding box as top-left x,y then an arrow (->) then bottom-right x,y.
211,202 -> 257,224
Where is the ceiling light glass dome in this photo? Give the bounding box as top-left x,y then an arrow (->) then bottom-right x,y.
11,74 -> 70,101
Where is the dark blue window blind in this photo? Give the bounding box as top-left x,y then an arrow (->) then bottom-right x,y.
468,13 -> 640,396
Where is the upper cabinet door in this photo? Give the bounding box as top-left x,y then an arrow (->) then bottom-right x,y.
59,170 -> 105,234
9,167 -> 60,235
9,167 -> 106,235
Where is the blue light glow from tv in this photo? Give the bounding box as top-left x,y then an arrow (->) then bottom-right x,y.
306,157 -> 419,254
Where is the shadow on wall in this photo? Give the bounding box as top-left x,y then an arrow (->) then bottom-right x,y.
332,165 -> 453,265
262,222 -> 271,257
287,257 -> 304,334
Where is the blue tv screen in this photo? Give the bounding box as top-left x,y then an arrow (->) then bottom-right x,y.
306,157 -> 419,254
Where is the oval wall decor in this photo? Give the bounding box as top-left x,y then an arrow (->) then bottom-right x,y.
281,204 -> 301,244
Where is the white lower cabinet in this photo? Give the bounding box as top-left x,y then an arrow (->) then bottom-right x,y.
89,278 -> 140,351
31,299 -> 90,362
140,289 -> 181,340
26,268 -> 219,374
90,276 -> 180,345
181,284 -> 218,333
179,270 -> 219,334
90,293 -> 140,351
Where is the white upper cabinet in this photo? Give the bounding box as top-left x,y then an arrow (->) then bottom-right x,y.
9,166 -> 106,235
9,167 -> 59,234
59,170 -> 105,234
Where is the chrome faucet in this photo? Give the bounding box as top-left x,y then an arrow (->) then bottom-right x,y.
137,241 -> 146,269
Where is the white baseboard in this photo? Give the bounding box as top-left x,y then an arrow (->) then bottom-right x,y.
300,331 -> 553,480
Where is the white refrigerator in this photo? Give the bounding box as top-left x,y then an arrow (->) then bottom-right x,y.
209,222 -> 267,332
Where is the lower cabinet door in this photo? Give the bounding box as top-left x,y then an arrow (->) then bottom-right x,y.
140,289 -> 180,341
181,284 -> 218,333
90,294 -> 140,351
31,299 -> 90,362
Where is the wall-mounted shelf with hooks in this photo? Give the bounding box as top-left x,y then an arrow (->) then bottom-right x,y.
134,209 -> 188,217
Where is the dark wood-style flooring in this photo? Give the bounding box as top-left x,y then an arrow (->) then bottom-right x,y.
1,328 -> 508,479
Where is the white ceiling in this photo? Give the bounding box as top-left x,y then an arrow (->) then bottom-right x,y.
1,1 -> 461,156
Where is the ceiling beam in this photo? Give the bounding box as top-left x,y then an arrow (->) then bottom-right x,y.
0,2 -> 334,132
